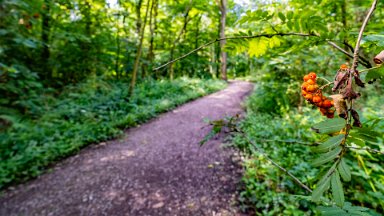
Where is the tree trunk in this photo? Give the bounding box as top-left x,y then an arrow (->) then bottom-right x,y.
41,0 -> 51,81
219,0 -> 227,81
143,0 -> 157,79
115,15 -> 126,79
129,0 -> 151,97
135,0 -> 143,36
194,15 -> 201,75
169,1 -> 192,80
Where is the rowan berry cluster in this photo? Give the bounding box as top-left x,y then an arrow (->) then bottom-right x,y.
301,72 -> 335,118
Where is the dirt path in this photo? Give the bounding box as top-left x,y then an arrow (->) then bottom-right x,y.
0,81 -> 254,216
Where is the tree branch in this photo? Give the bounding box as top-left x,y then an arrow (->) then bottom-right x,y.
352,0 -> 377,71
240,133 -> 313,193
326,41 -> 371,68
154,32 -> 315,71
153,30 -> 372,71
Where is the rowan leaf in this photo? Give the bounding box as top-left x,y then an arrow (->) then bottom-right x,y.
311,135 -> 344,153
311,118 -> 345,134
312,175 -> 331,202
331,170 -> 344,207
337,158 -> 351,182
311,146 -> 342,167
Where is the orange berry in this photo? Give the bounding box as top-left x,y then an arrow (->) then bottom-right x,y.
330,100 -> 334,106
313,95 -> 322,103
326,113 -> 334,118
340,64 -> 348,70
306,79 -> 315,85
301,90 -> 308,97
305,94 -> 313,101
322,96 -> 327,101
303,75 -> 310,82
316,101 -> 323,107
308,72 -> 317,80
301,82 -> 309,91
323,100 -> 332,108
306,85 -> 316,92
319,108 -> 327,116
327,109 -> 335,114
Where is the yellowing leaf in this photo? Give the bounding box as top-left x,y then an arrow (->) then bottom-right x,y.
248,37 -> 268,57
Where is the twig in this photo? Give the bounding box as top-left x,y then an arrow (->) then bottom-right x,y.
359,64 -> 382,73
241,133 -> 313,193
352,0 -> 377,72
153,32 -> 315,71
326,41 -> 371,68
317,76 -> 332,84
347,146 -> 384,155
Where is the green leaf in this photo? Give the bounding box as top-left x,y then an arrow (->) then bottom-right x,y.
311,118 -> 345,134
311,135 -> 344,153
312,176 -> 331,202
311,146 -> 342,167
278,12 -> 286,22
317,206 -> 348,215
287,11 -> 293,20
337,158 -> 351,182
331,170 -> 344,207
365,65 -> 384,82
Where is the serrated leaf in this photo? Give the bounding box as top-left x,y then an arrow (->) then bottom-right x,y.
338,158 -> 351,182
312,146 -> 342,167
312,177 -> 331,202
331,170 -> 344,207
312,135 -> 344,153
311,118 -> 346,134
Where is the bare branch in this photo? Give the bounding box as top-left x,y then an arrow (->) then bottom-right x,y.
241,133 -> 313,193
326,41 -> 371,68
153,32 -> 315,71
153,31 -> 372,71
352,0 -> 377,71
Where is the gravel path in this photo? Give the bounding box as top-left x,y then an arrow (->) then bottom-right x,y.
0,81 -> 254,216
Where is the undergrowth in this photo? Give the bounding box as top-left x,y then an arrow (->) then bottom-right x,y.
232,82 -> 384,215
0,77 -> 226,189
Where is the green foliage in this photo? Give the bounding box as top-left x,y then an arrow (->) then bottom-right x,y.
0,77 -> 226,189
233,86 -> 384,215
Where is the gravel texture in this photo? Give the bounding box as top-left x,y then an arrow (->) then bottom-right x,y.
0,81 -> 254,216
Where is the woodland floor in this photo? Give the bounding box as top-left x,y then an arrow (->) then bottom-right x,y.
0,81 -> 254,216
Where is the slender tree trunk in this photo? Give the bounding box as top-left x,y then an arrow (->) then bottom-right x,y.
41,0 -> 51,80
169,1 -> 192,80
129,0 -> 151,96
135,0 -> 143,36
143,0 -> 156,79
115,15 -> 126,79
219,0 -> 227,81
194,15 -> 201,75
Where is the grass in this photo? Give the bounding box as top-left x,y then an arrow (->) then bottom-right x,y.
0,77 -> 227,189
